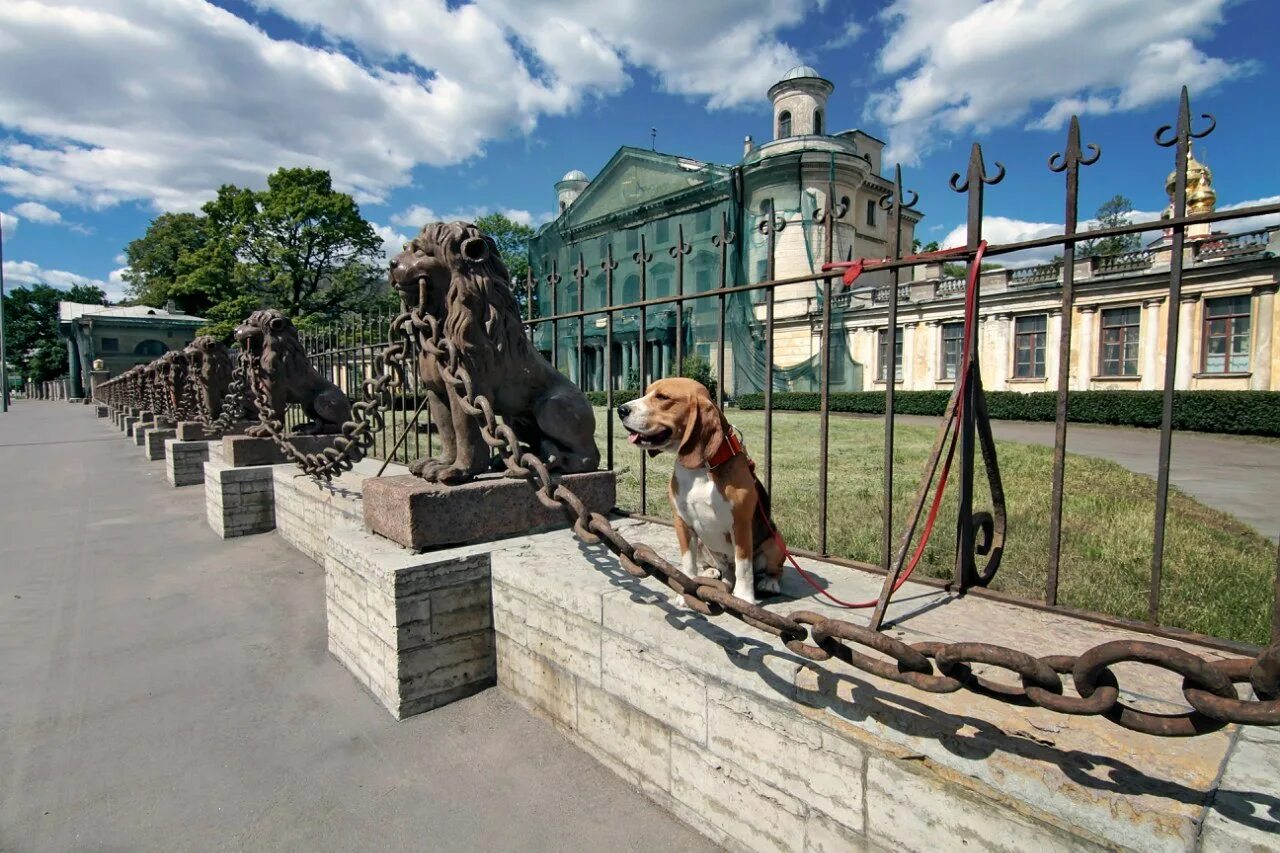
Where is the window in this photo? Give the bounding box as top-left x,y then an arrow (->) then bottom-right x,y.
100,337 -> 119,353
814,109 -> 824,136
1202,295 -> 1251,373
694,269 -> 711,294
1013,315 -> 1047,378
940,323 -> 964,380
655,219 -> 670,245
559,200 -> 567,213
695,211 -> 712,233
778,110 -> 792,138
865,199 -> 876,227
754,259 -> 768,283
1099,306 -> 1141,376
625,229 -> 638,252
134,340 -> 168,356
877,328 -> 903,382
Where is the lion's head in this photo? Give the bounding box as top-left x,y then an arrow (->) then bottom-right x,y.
234,309 -> 301,356
389,221 -> 510,313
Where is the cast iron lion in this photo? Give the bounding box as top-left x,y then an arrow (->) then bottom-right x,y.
184,335 -> 254,424
233,309 -> 351,436
389,220 -> 599,484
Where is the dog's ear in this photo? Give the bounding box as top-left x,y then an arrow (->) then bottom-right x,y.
677,391 -> 726,469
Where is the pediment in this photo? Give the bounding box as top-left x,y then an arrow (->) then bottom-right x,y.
562,148 -> 728,230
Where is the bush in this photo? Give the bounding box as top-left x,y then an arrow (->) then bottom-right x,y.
733,390 -> 1280,437
679,354 -> 717,401
586,389 -> 641,407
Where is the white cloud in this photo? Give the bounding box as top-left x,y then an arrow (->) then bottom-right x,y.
1219,196 -> 1280,233
1,211 -> 16,235
371,222 -> 410,261
390,204 -> 552,230
0,0 -> 817,213
114,253 -> 127,265
939,209 -> 1168,266
820,17 -> 865,52
3,258 -> 125,301
869,0 -> 1255,164
11,200 -> 61,223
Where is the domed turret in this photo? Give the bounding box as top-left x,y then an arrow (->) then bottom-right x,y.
766,65 -> 834,140
555,169 -> 591,215
1160,144 -> 1216,237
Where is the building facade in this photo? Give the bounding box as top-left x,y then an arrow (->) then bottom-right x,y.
58,301 -> 206,396
528,65 -> 918,395
528,67 -> 1279,396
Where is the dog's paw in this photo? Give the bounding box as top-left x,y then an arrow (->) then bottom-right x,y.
697,565 -> 722,580
755,575 -> 782,596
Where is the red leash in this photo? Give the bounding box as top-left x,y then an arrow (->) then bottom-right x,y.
764,241 -> 988,609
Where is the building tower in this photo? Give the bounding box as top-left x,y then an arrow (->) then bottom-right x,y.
1162,144 -> 1216,239
766,65 -> 834,139
555,169 -> 590,214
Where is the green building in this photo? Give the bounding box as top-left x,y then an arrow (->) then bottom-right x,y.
527,65 -> 921,396
58,300 -> 206,396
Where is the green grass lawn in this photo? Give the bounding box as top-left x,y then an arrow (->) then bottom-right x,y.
593,408 -> 1276,645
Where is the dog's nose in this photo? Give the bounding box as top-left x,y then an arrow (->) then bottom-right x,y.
616,403 -> 631,419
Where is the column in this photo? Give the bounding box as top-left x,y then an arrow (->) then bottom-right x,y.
1075,306 -> 1096,390
1046,310 -> 1062,390
921,321 -> 938,389
901,323 -> 916,390
1252,286 -> 1276,390
67,337 -> 82,398
620,341 -> 632,387
1175,295 -> 1197,390
659,341 -> 670,378
593,345 -> 604,391
990,314 -> 1011,390
1142,297 -> 1164,390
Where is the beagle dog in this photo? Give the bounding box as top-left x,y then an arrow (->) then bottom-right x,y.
618,378 -> 784,604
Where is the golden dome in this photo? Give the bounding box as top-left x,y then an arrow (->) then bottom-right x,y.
1164,144 -> 1215,215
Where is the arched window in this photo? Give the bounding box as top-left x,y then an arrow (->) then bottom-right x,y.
134,340 -> 168,356
559,200 -> 567,213
778,110 -> 792,138
814,109 -> 824,135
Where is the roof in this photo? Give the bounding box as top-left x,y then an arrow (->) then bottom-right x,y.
781,64 -> 821,81
59,301 -> 206,324
561,169 -> 589,181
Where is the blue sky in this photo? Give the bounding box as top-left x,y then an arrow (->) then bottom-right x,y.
2,0 -> 1278,302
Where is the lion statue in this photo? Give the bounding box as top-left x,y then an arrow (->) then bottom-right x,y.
184,335 -> 255,425
233,309 -> 351,436
389,220 -> 599,484
154,350 -> 189,416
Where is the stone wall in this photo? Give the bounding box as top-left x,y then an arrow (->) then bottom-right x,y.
203,459 -> 275,538
166,439 -> 210,487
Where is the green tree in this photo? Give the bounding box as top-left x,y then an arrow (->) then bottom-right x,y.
120,167 -> 389,330
679,354 -> 717,401
472,212 -> 536,316
2,283 -> 107,382
1081,194 -> 1142,257
238,168 -> 383,317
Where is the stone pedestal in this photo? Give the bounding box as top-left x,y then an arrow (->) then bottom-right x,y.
177,420 -> 251,440
363,471 -> 616,550
325,527 -> 496,720
222,434 -> 340,467
95,405 -> 109,417
166,439 -> 212,487
133,421 -> 155,446
123,415 -> 140,436
273,458 -> 406,565
145,427 -> 177,460
204,458 -> 276,538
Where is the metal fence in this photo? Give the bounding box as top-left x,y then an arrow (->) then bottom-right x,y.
303,88 -> 1280,652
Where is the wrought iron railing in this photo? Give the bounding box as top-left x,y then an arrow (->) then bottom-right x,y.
295,87 -> 1280,652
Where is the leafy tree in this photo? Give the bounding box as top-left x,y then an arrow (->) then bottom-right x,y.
238,168 -> 383,317
121,167 -> 390,330
912,239 -> 940,254
680,354 -> 717,401
472,212 -> 537,316
2,283 -> 107,382
1081,194 -> 1142,257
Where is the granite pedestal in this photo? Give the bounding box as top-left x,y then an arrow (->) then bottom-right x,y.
123,415 -> 140,436
145,427 -> 177,460
363,471 -> 617,550
204,458 -> 277,538
133,421 -> 155,446
221,434 -> 340,467
166,439 -> 212,486
95,405 -> 109,418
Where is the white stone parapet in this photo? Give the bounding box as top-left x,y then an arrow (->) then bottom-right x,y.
203,457 -> 276,538
165,439 -> 211,487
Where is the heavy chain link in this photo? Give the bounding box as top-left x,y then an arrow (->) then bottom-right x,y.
400,304 -> 1280,737
242,314 -> 413,481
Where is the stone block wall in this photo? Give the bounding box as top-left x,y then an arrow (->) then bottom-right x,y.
166,439 -> 211,487
273,461 -> 383,566
203,459 -> 275,538
145,428 -> 176,460
324,528 -> 496,719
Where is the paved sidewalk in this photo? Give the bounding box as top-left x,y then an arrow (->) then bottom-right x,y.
856,414 -> 1280,542
0,402 -> 715,852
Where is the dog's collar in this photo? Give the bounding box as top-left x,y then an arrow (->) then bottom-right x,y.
707,427 -> 744,469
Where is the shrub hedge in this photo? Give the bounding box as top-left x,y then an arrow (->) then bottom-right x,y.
586,389 -> 642,407
731,390 -> 1280,437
